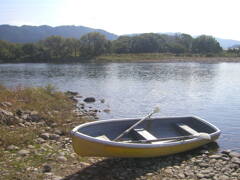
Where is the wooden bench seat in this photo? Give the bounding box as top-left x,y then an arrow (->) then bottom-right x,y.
96,135 -> 110,141
177,123 -> 199,135
133,128 -> 157,140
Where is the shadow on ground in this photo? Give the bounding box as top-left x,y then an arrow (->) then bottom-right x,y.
63,142 -> 219,180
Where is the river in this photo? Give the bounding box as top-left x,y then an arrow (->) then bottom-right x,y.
0,62 -> 240,150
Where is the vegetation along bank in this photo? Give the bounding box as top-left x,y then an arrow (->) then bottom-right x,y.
1,32 -> 240,63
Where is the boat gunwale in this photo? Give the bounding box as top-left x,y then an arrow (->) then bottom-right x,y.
71,115 -> 221,148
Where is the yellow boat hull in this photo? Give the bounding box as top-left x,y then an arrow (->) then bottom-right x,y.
71,116 -> 221,158
72,135 -> 218,158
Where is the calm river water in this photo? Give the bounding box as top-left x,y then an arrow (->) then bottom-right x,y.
0,62 -> 240,150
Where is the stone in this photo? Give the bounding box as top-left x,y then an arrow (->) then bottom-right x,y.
221,149 -> 232,155
15,109 -> 23,116
18,149 -> 30,156
199,162 -> 209,168
196,173 -> 205,178
178,173 -> 185,178
52,176 -> 63,180
146,173 -> 153,176
27,145 -> 35,149
200,150 -> 209,154
19,123 -> 25,127
83,97 -> 96,103
28,114 -> 43,122
42,164 -> 52,173
21,114 -> 29,120
1,102 -> 12,107
57,155 -> 67,162
164,168 -> 173,174
54,129 -> 64,136
66,91 -> 79,96
7,145 -> 19,150
40,133 -> 50,140
218,175 -> 229,180
229,151 -> 240,158
100,99 -> 105,103
209,154 -> 222,159
0,108 -> 14,116
36,137 -> 46,143
49,134 -> 60,140
221,156 -> 230,161
231,157 -> 240,165
103,109 -> 111,113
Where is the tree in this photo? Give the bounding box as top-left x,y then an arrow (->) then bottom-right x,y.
42,36 -> 66,59
0,40 -> 22,61
175,33 -> 193,52
192,35 -> 222,54
21,43 -> 40,59
130,33 -> 161,53
112,36 -> 132,53
79,32 -> 109,57
64,38 -> 80,57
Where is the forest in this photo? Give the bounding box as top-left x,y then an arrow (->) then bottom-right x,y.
0,32 -> 239,62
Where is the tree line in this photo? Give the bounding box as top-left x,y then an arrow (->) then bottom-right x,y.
0,32 -> 230,62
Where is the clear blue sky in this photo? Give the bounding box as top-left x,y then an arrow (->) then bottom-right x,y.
1,0 -> 240,40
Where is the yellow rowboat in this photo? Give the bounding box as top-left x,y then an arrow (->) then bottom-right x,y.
71,116 -> 221,158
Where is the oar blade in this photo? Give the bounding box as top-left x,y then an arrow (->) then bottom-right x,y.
153,106 -> 160,113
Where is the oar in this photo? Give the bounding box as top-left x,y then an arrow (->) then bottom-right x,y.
130,132 -> 211,143
114,107 -> 160,141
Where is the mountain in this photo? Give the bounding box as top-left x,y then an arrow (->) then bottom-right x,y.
215,38 -> 240,49
0,25 -> 118,43
1,25 -> 240,49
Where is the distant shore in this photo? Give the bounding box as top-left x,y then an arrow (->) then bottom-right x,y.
96,53 -> 240,63
1,54 -> 240,64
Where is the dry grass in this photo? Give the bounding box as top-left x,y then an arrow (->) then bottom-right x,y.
0,85 -> 79,146
0,84 -> 89,179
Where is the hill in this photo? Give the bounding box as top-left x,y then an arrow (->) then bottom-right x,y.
215,38 -> 240,49
0,25 -> 118,43
1,25 -> 240,49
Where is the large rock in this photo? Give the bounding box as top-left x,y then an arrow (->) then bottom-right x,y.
66,91 -> 79,96
0,108 -> 19,125
83,97 -> 96,103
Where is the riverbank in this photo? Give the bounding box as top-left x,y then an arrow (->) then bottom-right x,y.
1,53 -> 240,64
0,85 -> 239,180
96,53 -> 240,63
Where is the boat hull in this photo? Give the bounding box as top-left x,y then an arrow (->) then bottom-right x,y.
71,116 -> 221,158
72,135 -> 219,158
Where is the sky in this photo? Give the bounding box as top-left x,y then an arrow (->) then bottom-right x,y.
1,0 -> 240,40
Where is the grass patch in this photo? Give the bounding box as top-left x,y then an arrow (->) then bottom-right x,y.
0,84 -> 89,179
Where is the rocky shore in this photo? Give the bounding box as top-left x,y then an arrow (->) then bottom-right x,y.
0,87 -> 239,180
